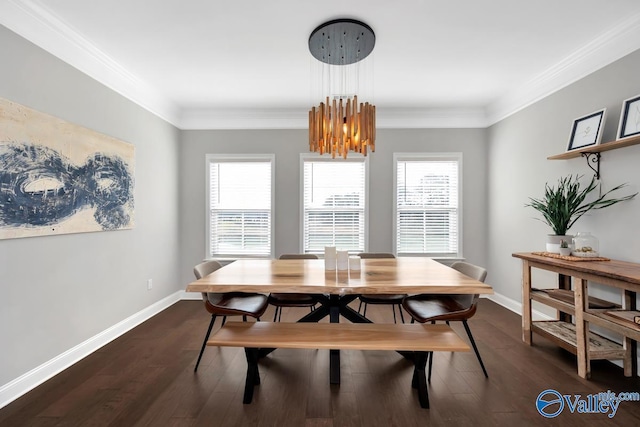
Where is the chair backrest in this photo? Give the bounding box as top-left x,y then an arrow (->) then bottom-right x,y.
450,261 -> 487,309
357,252 -> 396,259
451,261 -> 487,282
279,254 -> 319,259
193,260 -> 224,306
194,260 -> 223,279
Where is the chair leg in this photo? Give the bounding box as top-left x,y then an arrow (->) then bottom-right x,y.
462,320 -> 488,378
398,304 -> 405,323
194,315 -> 217,372
278,307 -> 283,322
358,300 -> 363,314
411,318 -> 415,324
363,302 -> 368,317
273,306 -> 279,322
221,316 -> 227,327
392,304 -> 397,324
426,320 -> 435,381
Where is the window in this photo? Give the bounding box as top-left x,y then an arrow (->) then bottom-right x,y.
207,155 -> 274,258
394,153 -> 461,257
302,155 -> 367,254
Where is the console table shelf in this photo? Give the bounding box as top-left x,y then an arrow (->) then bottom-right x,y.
586,310 -> 640,341
532,321 -> 624,360
531,290 -> 575,314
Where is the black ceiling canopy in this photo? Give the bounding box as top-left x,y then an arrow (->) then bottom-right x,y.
308,19 -> 376,66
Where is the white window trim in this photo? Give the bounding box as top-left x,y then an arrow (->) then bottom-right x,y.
299,153 -> 369,255
205,154 -> 275,259
392,152 -> 463,259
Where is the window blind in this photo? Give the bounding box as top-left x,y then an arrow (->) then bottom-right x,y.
396,157 -> 460,256
209,159 -> 272,257
303,159 -> 366,254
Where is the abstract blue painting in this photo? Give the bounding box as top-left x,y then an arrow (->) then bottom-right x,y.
0,97 -> 135,239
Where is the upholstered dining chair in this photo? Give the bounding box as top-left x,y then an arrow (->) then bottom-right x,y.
357,253 -> 406,323
402,261 -> 488,381
193,260 -> 268,372
268,254 -> 321,322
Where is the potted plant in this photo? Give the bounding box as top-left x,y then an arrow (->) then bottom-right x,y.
559,239 -> 572,256
526,175 -> 636,253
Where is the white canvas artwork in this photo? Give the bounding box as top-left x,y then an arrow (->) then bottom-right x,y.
0,97 -> 135,239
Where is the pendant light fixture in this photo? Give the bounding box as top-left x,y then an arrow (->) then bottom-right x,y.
308,19 -> 376,159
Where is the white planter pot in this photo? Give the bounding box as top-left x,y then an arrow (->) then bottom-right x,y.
546,234 -> 573,253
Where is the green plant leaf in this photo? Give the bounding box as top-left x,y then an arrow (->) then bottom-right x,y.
525,175 -> 637,235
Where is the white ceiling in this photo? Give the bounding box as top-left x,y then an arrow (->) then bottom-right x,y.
2,0 -> 640,129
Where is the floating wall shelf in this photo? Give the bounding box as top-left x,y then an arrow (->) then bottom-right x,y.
547,134 -> 640,179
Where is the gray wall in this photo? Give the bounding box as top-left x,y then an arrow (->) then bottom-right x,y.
487,48 -> 640,305
179,128 -> 488,286
0,26 -> 181,385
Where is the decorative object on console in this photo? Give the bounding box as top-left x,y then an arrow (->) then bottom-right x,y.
525,175 -> 636,253
559,239 -> 572,256
308,19 -> 376,159
617,94 -> 640,140
567,109 -> 606,151
531,251 -> 610,262
571,231 -> 599,257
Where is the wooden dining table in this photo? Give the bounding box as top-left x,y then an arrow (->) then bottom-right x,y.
186,256 -> 493,382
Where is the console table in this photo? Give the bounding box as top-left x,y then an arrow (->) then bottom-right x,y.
513,252 -> 640,378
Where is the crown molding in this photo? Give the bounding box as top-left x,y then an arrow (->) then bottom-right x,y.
0,0 -> 181,126
2,1 -> 640,130
177,107 -> 489,130
486,12 -> 640,125
376,107 -> 488,129
178,108 -> 308,130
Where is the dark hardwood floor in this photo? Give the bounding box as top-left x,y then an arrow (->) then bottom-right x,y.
1,299 -> 639,426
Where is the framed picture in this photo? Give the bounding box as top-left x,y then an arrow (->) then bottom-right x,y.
567,109 -> 606,151
616,94 -> 640,139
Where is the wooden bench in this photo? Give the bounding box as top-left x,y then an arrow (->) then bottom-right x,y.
207,321 -> 470,408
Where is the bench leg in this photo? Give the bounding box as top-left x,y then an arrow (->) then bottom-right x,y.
413,352 -> 430,409
243,348 -> 260,404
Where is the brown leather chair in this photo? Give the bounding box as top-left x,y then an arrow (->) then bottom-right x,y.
357,253 -> 406,323
268,254 -> 320,321
193,260 -> 268,372
402,261 -> 488,380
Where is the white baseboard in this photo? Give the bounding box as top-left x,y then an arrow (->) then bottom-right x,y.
483,292 -> 554,321
0,291 -> 183,410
